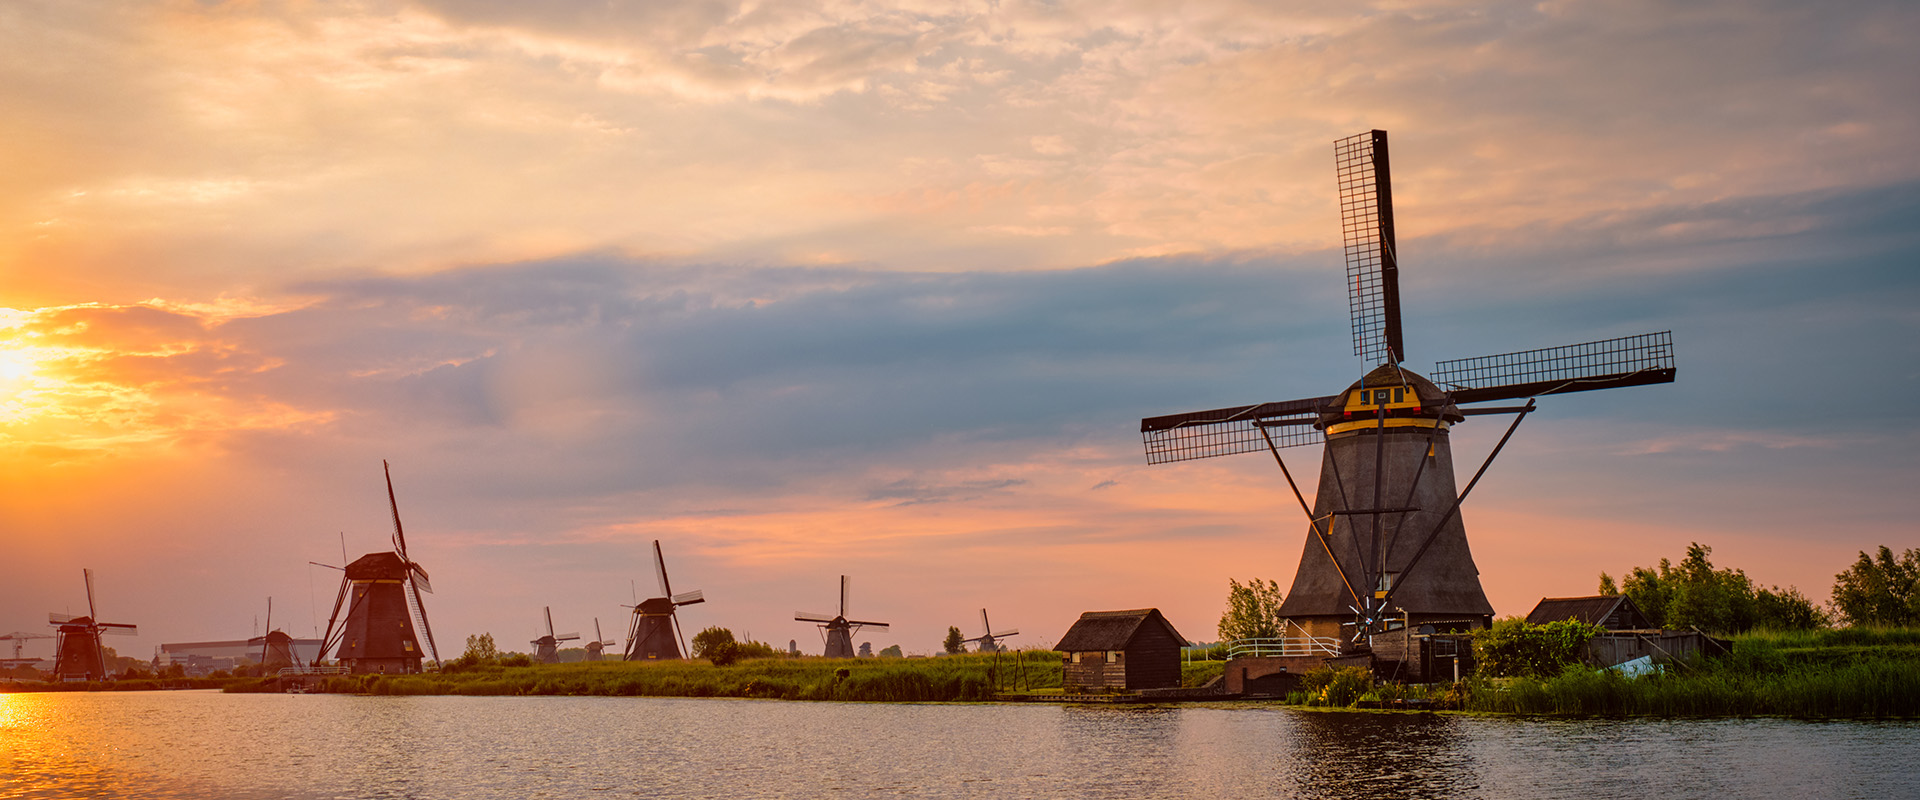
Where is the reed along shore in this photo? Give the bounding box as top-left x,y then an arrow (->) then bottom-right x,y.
1458,627 -> 1920,718
234,651 -> 1067,702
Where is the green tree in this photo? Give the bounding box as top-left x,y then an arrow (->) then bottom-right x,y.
691,626 -> 736,658
1614,542 -> 1825,633
879,645 -> 903,658
1216,578 -> 1286,642
1597,572 -> 1619,596
463,633 -> 499,663
1753,585 -> 1830,630
943,626 -> 965,655
1831,546 -> 1920,627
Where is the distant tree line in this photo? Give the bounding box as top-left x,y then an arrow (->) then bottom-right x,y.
1599,542 -> 1920,633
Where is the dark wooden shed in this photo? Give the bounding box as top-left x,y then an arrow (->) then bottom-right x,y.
1055,608 -> 1186,692
1525,595 -> 1655,631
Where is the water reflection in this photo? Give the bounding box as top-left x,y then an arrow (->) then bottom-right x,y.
5,692 -> 1918,799
1284,711 -> 1476,800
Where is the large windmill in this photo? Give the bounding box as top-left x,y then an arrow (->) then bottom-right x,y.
1141,130 -> 1676,650
963,608 -> 1018,653
795,576 -> 889,658
316,461 -> 441,673
48,569 -> 138,681
530,607 -> 580,664
624,540 -> 705,660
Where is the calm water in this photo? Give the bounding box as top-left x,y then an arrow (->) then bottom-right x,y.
3,691 -> 1916,799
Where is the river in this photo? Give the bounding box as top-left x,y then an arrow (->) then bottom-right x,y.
3,691 -> 1915,799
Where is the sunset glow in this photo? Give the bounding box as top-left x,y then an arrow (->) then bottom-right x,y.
1,0 -> 1915,663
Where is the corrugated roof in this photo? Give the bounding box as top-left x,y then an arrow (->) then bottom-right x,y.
1055,608 -> 1184,652
1525,595 -> 1651,629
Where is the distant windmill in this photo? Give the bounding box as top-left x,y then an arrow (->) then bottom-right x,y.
48,569 -> 138,681
315,461 -> 441,673
584,619 -> 616,662
624,540 -> 705,660
1140,129 -> 1676,648
530,607 -> 580,664
963,608 -> 1018,653
795,576 -> 889,658
246,597 -> 298,671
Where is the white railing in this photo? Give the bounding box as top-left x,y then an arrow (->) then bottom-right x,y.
1226,636 -> 1340,658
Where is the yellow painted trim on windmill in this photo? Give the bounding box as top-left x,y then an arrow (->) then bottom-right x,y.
1326,418 -> 1450,436
1345,384 -> 1422,413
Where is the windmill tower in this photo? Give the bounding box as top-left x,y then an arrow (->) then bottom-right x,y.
316,461 -> 441,674
963,608 -> 1018,653
584,619 -> 616,661
48,569 -> 138,681
624,540 -> 705,660
795,576 -> 889,658
1140,130 -> 1676,649
530,607 -> 580,664
246,598 -> 298,671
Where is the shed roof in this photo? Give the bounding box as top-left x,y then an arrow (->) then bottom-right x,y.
1524,595 -> 1652,629
1055,608 -> 1186,652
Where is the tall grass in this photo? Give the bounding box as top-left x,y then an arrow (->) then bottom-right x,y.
244,651 -> 1065,702
1462,627 -> 1920,717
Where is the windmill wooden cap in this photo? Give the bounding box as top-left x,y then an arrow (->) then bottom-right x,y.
1320,364 -> 1463,426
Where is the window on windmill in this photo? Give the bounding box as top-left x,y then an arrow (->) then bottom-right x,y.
1108,650 -> 1121,661
1071,652 -> 1082,663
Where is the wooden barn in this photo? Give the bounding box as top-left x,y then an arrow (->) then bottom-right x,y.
1055,609 -> 1186,692
1526,595 -> 1729,667
1524,595 -> 1655,631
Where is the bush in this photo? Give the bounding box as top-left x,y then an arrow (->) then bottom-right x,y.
691,627 -> 736,658
708,641 -> 743,667
1472,618 -> 1602,678
1298,666 -> 1372,707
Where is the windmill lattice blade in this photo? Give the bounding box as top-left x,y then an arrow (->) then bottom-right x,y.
980,609 -> 990,635
1336,129 -> 1402,365
991,629 -> 1019,638
671,590 -> 705,605
384,460 -> 409,560
84,568 -> 97,620
839,575 -> 850,617
1140,396 -> 1333,464
849,623 -> 889,634
557,633 -> 581,641
653,540 -> 671,598
101,624 -> 139,636
795,612 -> 837,623
545,607 -> 555,638
409,564 -> 433,595
1433,331 -> 1676,404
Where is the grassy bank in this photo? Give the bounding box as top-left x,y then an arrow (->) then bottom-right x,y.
1461,628 -> 1920,718
2,677 -> 244,693
231,651 -> 1067,702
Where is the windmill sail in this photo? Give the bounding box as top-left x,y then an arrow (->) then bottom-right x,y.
1337,129 -> 1402,365
1433,331 -> 1675,403
1140,395 -> 1335,464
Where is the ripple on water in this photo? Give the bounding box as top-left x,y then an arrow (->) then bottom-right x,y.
3,692 -> 1916,799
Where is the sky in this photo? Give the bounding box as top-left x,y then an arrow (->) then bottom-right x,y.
2,0 -> 1917,661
